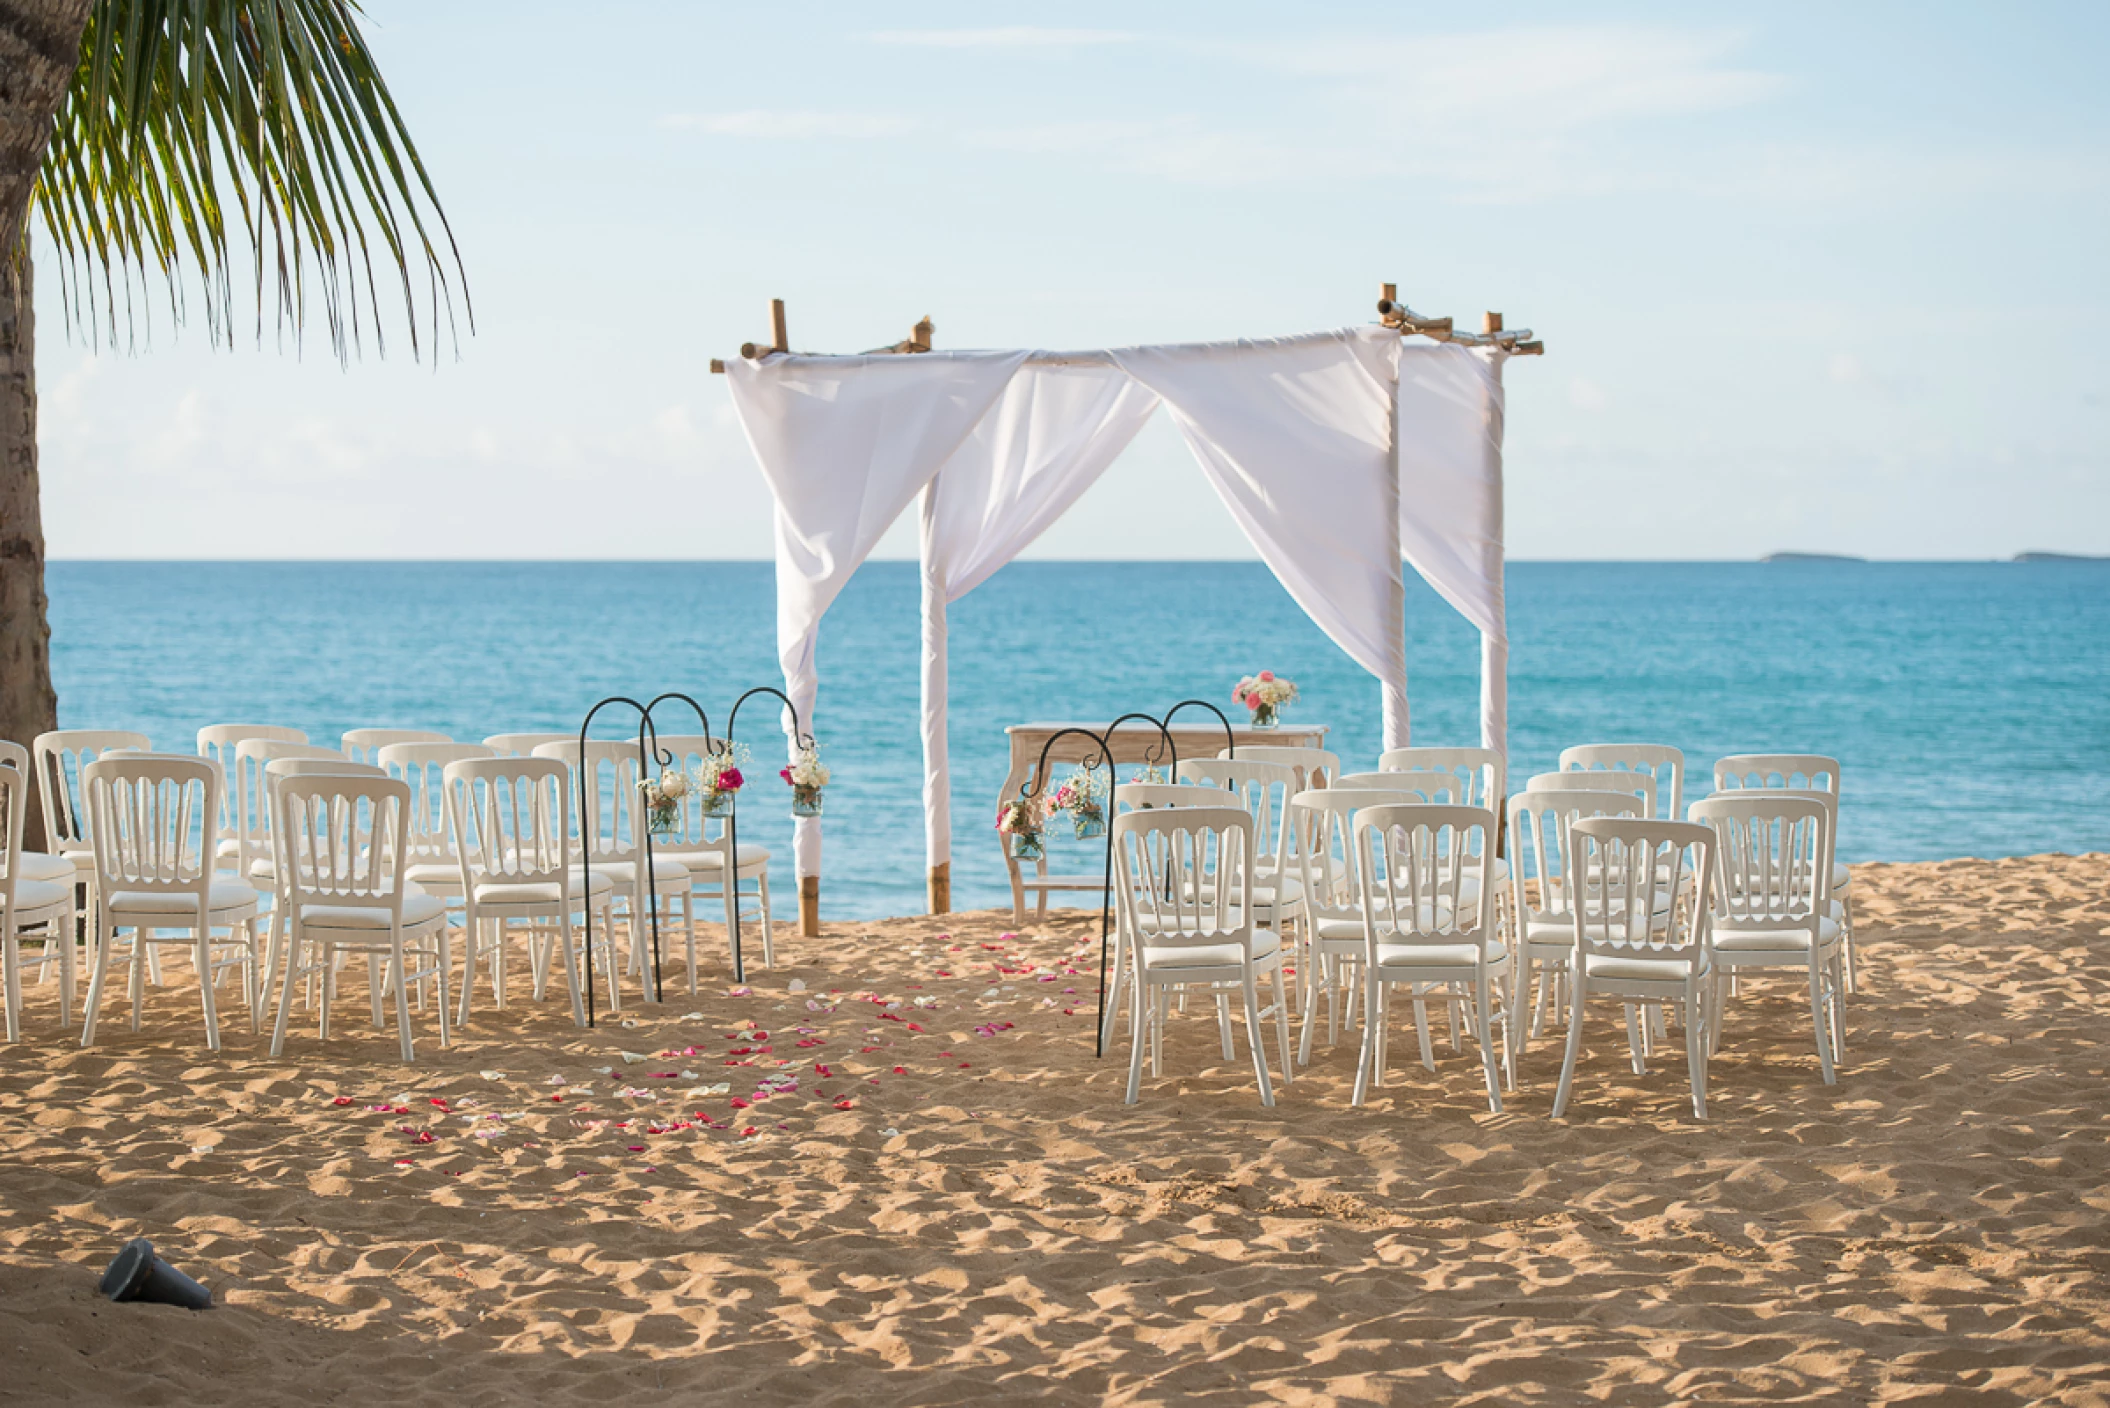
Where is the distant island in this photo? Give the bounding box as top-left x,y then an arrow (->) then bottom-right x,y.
1762,552 -> 1868,563
2014,551 -> 2109,562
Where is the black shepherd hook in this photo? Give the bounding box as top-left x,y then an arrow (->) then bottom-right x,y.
576,695 -> 653,1030
1087,713 -> 1179,1058
639,692 -> 718,1003
1159,699 -> 1237,762
720,685 -> 813,985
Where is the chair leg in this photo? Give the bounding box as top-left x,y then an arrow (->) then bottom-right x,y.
435,930 -> 452,1049
1553,971 -> 1588,1118
80,924 -> 112,1047
1685,984 -> 1709,1120
1808,958 -> 1836,1084
2,931 -> 19,1043
1099,935 -> 1129,1054
270,925 -> 303,1057
1624,1003 -> 1646,1075
1270,965 -> 1293,1087
1476,974 -> 1503,1115
1214,990 -> 1235,1060
1242,972 -> 1274,1108
1297,950 -> 1321,1068
1351,972 -> 1378,1106
392,941 -> 415,1063
127,932 -> 147,1032
1125,970 -> 1148,1105
1413,995 -> 1434,1071
559,911 -> 586,1027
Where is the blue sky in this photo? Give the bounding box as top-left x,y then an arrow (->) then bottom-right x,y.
35,2 -> 2109,560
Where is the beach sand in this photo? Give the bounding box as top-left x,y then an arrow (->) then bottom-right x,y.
2,853 -> 2107,1405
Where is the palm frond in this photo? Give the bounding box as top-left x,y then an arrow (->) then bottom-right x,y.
30,0 -> 468,360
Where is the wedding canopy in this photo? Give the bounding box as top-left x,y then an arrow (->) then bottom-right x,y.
722,301 -> 1524,928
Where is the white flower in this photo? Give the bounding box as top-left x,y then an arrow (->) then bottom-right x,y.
656,769 -> 688,798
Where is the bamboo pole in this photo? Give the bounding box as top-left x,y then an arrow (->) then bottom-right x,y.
799,876 -> 820,938
771,298 -> 789,354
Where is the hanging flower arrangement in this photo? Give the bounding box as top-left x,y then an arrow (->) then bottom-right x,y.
698,741 -> 751,817
639,768 -> 688,836
997,795 -> 1048,861
1051,767 -> 1107,840
782,742 -> 830,818
1233,671 -> 1299,730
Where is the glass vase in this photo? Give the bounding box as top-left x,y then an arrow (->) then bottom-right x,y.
1013,831 -> 1044,861
701,789 -> 733,818
1073,809 -> 1106,841
792,785 -> 824,818
1250,702 -> 1280,730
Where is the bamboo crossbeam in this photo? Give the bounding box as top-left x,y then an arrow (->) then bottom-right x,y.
1377,285 -> 1541,354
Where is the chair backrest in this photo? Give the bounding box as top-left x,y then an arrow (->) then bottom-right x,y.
342,728 -> 450,767
1374,747 -> 1506,812
80,753 -> 217,907
483,732 -> 572,758
1526,768 -> 1658,819
1569,816 -> 1714,970
1560,744 -> 1683,822
1112,782 -> 1235,814
272,772 -> 413,916
1690,793 -> 1832,933
33,729 -> 151,855
1288,786 -> 1452,930
1221,745 -> 1340,792
378,743 -> 495,861
197,725 -> 306,842
445,756 -> 571,888
1507,787 -> 1645,923
532,739 -> 645,863
1337,770 -> 1477,805
1713,753 -> 1841,797
0,741 -> 28,906
1352,803 -> 1499,948
233,739 -> 346,873
1173,757 -> 1299,876
1111,804 -> 1254,949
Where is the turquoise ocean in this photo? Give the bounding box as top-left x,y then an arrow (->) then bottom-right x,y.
48,560 -> 2110,919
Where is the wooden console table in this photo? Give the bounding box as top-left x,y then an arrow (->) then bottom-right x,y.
997,718 -> 1330,925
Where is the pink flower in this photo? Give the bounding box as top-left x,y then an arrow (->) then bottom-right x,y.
780,767 -> 793,783
719,768 -> 744,791
1258,670 -> 1274,682
1232,685 -> 1247,704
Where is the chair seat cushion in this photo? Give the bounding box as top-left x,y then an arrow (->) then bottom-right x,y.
6,877 -> 74,917
1584,950 -> 1709,983
473,869 -> 616,907
405,861 -> 464,889
582,856 -> 693,887
671,843 -> 772,871
299,890 -> 449,932
105,878 -> 260,921
1140,926 -> 1282,970
1833,862 -> 1851,892
1714,915 -> 1842,952
1374,934 -> 1506,970
15,852 -> 75,885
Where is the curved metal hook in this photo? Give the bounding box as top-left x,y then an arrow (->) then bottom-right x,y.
575,695 -> 653,1029
643,691 -> 715,770
1021,726 -> 1114,801
1159,699 -> 1237,761
725,685 -> 814,752
1103,711 -> 1181,782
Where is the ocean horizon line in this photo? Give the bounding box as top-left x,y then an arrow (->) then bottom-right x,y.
47,555 -> 2109,567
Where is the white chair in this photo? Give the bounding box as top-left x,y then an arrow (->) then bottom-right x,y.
1526,768 -> 1658,818
267,772 -> 450,1062
376,742 -> 495,907
1551,817 -> 1718,1119
483,732 -> 571,758
1507,787 -> 1646,1054
0,741 -> 82,888
1173,757 -> 1303,933
1691,792 -> 1845,1085
533,739 -> 696,1003
1112,803 -> 1292,1107
1350,803 -> 1513,1111
0,745 -> 76,1040
342,728 -> 450,768
1713,754 -> 1856,993
34,729 -> 151,893
1375,747 -> 1507,814
78,754 -> 262,1051
644,735 -> 775,985
197,725 -> 306,871
1099,781 -> 1246,1054
445,756 -> 614,1027
1285,784 -> 1450,1066
1223,745 -> 1340,792
231,739 -> 346,887
1561,744 -> 1683,822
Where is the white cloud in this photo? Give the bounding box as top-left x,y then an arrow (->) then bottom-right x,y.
869,28 -> 1137,50
659,110 -> 917,139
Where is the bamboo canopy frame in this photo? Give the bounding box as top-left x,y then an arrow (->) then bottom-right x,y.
713,285 -> 1540,930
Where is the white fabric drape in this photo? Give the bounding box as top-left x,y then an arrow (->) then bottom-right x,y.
918,362 -> 1160,871
1109,327 -> 1410,745
1396,343 -> 1509,757
725,349 -> 1029,874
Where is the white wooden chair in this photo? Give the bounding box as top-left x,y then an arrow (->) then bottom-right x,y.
1098,782 -> 1244,1054
1112,802 -> 1292,1106
197,725 -> 305,871
483,732 -> 572,758
267,772 -> 450,1062
34,731 -> 151,936
1375,746 -> 1507,814
647,734 -> 775,984
1173,757 -> 1303,933
78,754 -> 262,1051
1223,745 -> 1340,792
1507,787 -> 1646,1054
231,738 -> 346,887
376,742 -> 495,908
0,745 -> 76,1040
1691,792 -> 1845,1085
1713,754 -> 1856,992
1526,768 -> 1658,818
1551,816 -> 1718,1119
534,740 -> 695,1003
1350,803 -> 1513,1111
445,756 -> 613,1026
342,728 -> 450,768
1560,744 -> 1684,822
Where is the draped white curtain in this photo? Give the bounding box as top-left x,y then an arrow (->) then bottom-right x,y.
722,326 -> 1511,907
918,361 -> 1160,871
725,349 -> 1028,875
1395,344 -> 1509,756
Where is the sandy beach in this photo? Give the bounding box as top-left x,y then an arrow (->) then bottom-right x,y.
2,852 -> 2107,1405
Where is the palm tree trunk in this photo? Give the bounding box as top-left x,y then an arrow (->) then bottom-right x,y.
0,1 -> 94,845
